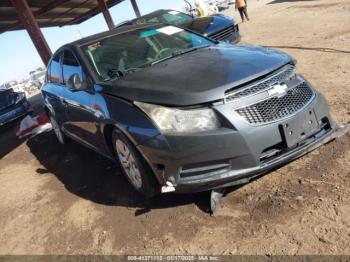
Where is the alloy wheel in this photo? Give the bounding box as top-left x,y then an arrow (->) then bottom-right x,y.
115,139 -> 142,189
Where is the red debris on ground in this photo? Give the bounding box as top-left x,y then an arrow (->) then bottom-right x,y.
15,112 -> 52,139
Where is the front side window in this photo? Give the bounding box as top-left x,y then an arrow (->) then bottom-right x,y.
62,50 -> 83,83
81,25 -> 214,80
48,53 -> 62,84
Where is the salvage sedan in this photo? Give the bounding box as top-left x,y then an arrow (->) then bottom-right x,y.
42,24 -> 336,197
117,9 -> 241,43
0,87 -> 31,127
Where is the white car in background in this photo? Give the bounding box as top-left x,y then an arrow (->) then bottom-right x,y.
182,0 -> 234,16
206,0 -> 232,11
2,81 -> 25,94
29,68 -> 46,89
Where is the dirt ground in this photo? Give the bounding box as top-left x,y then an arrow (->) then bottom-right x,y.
1,0 -> 350,255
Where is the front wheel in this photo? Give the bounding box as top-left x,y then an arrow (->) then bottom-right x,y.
112,129 -> 158,198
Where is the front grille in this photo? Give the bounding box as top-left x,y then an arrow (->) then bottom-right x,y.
209,24 -> 238,41
226,64 -> 295,101
235,82 -> 314,125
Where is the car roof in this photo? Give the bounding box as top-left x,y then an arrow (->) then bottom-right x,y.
63,9 -> 193,50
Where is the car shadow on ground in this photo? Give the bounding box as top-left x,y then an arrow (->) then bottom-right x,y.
27,131 -> 224,215
268,0 -> 317,4
0,124 -> 26,159
0,94 -> 44,160
263,45 -> 350,54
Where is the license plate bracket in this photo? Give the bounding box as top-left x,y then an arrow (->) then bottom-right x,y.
280,109 -> 319,148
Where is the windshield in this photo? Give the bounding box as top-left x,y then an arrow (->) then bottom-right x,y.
81,25 -> 214,80
0,89 -> 15,109
144,10 -> 193,25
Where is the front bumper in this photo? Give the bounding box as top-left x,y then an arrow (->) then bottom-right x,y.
137,84 -> 336,193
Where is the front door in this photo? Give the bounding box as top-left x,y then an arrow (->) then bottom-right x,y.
60,50 -> 100,150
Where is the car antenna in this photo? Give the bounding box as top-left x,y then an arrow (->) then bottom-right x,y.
77,29 -> 84,39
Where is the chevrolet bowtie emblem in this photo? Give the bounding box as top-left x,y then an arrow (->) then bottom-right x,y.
268,84 -> 288,97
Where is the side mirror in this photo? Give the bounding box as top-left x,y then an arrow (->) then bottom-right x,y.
67,73 -> 87,92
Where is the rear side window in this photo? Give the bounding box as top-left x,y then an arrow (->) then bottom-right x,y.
62,50 -> 83,83
47,53 -> 62,83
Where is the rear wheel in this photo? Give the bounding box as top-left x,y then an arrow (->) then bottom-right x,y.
112,129 -> 158,198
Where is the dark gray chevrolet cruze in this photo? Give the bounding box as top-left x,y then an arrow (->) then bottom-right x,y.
42,24 -> 337,198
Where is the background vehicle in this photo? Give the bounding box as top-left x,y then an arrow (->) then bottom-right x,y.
41,24 -> 336,199
117,9 -> 240,43
2,81 -> 25,93
208,0 -> 232,11
195,0 -> 218,16
0,87 -> 31,127
29,68 -> 46,88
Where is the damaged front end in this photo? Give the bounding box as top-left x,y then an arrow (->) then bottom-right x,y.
137,63 -> 348,194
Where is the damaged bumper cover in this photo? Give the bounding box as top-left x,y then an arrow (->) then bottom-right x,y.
137,83 -> 348,193
176,123 -> 349,193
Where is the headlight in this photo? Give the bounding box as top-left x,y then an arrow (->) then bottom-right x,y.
135,101 -> 221,134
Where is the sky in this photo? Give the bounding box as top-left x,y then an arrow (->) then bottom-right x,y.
0,0 -> 192,84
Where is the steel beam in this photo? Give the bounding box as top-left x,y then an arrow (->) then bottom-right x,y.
2,0 -> 72,33
97,0 -> 114,30
10,0 -> 52,65
130,0 -> 141,17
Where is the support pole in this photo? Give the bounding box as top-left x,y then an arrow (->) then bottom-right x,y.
10,0 -> 52,65
130,0 -> 141,17
97,0 -> 115,30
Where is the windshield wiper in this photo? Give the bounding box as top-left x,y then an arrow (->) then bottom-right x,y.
124,68 -> 140,74
104,67 -> 141,81
151,44 -> 210,66
173,44 -> 211,56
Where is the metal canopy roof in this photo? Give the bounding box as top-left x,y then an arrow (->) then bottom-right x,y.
0,0 -> 125,34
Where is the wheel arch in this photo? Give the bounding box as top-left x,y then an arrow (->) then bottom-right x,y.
102,122 -> 163,185
102,122 -> 139,157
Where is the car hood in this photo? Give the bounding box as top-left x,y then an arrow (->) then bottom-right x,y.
181,15 -> 234,36
101,44 -> 294,106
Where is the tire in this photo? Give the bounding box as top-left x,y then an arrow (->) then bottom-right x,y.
49,115 -> 66,145
112,129 -> 158,198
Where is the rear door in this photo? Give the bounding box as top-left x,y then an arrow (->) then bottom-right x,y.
43,52 -> 66,126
